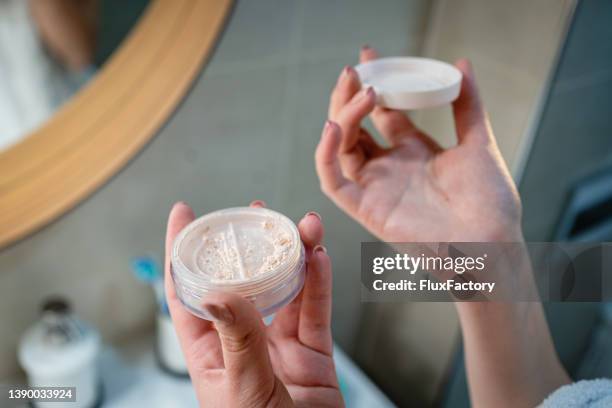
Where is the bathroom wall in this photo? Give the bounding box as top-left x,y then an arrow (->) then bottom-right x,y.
0,0 -> 431,381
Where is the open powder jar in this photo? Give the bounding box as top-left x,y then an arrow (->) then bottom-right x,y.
171,207 -> 305,320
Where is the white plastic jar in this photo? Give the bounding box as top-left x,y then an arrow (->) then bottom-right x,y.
171,207 -> 305,319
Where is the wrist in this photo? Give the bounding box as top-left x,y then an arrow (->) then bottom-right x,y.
454,237 -> 533,319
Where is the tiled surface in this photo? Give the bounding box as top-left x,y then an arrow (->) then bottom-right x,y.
357,301 -> 459,406
0,0 -> 429,385
415,0 -> 572,171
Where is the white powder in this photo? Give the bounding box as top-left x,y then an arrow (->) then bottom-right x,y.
172,207 -> 305,318
194,218 -> 294,282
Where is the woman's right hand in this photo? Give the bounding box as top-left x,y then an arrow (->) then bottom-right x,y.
317,48 -> 571,408
315,46 -> 522,243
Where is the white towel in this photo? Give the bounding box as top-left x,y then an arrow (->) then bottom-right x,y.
0,0 -> 74,151
540,379 -> 612,408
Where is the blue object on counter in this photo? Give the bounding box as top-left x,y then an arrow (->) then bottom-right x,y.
132,257 -> 161,282
131,256 -> 168,315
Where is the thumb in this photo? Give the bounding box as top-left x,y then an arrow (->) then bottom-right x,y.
202,292 -> 276,391
452,59 -> 491,146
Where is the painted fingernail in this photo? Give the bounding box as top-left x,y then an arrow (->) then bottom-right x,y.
305,211 -> 322,221
338,66 -> 349,83
250,200 -> 266,208
313,245 -> 327,254
356,86 -> 373,102
202,303 -> 234,325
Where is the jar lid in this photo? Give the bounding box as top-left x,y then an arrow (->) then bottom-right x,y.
354,57 -> 462,110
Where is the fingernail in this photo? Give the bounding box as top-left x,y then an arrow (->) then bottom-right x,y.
354,88 -> 367,101
338,66 -> 353,84
250,200 -> 266,208
356,86 -> 374,102
324,120 -> 335,132
172,201 -> 187,209
202,303 -> 234,324
313,245 -> 327,254
361,44 -> 371,51
305,211 -> 321,221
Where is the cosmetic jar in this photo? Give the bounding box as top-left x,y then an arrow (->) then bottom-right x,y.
171,207 -> 305,320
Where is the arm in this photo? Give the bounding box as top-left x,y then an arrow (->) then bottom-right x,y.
456,251 -> 571,407
315,46 -> 570,407
28,0 -> 96,71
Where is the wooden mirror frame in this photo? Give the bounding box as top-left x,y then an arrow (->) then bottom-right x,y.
0,0 -> 233,248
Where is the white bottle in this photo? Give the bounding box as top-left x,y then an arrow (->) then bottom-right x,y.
156,313 -> 188,375
18,297 -> 100,408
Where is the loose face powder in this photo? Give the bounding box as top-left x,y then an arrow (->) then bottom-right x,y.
171,207 -> 305,319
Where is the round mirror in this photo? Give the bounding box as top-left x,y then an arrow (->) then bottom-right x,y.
0,0 -> 233,247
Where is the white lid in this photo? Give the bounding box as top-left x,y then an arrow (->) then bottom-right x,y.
355,57 -> 462,110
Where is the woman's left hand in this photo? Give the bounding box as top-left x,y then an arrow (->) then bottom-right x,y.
165,201 -> 344,407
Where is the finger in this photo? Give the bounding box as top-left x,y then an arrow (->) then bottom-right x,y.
297,211 -> 324,250
165,202 -> 215,344
249,199 -> 266,208
315,121 -> 362,214
360,46 -> 440,151
452,59 -> 492,145
359,44 -> 379,62
270,212 -> 324,338
329,65 -> 361,119
336,86 -> 377,153
299,245 -> 333,355
202,292 -> 276,390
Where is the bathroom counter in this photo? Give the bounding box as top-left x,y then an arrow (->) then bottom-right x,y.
100,333 -> 395,407
5,330 -> 395,407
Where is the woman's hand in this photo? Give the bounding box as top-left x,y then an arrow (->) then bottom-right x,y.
316,48 -> 570,408
316,46 -> 522,243
164,201 -> 343,408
